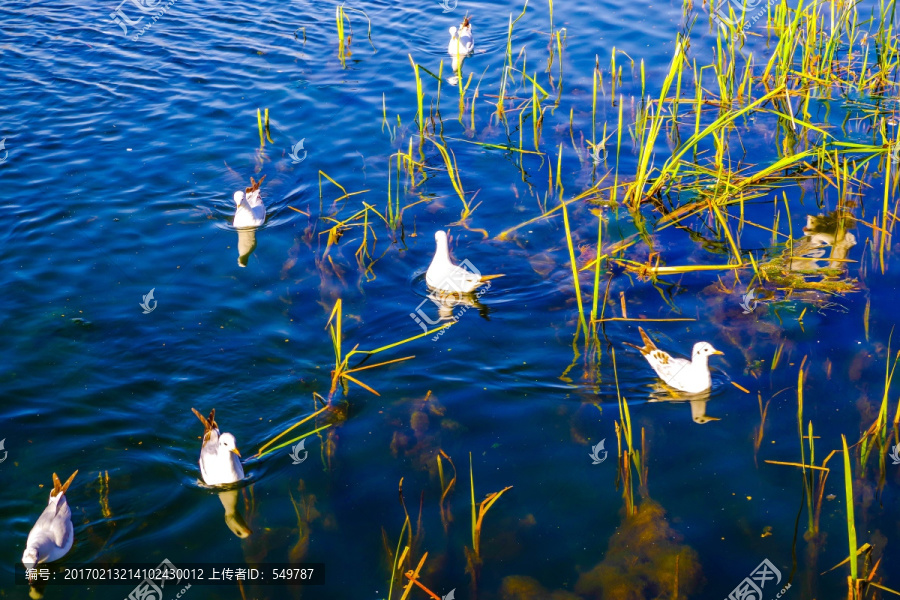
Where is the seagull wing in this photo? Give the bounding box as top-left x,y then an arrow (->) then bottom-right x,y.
47,495 -> 74,549
445,264 -> 483,291
199,429 -> 222,483
645,350 -> 691,384
30,492 -> 74,554
458,29 -> 474,52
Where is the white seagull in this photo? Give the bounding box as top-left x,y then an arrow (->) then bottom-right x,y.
218,490 -> 252,538
192,408 -> 244,486
426,230 -> 503,294
448,15 -> 474,73
233,175 -> 266,229
22,471 -> 78,568
624,327 -> 723,394
236,228 -> 257,268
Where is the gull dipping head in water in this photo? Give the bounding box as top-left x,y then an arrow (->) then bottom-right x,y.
22,471 -> 78,568
447,15 -> 474,73
624,327 -> 723,394
426,230 -> 503,294
233,174 -> 266,229
192,408 -> 244,487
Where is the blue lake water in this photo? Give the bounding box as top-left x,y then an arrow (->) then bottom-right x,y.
2,0 -> 900,598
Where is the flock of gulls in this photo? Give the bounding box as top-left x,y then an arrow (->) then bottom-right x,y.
20,13 -> 725,574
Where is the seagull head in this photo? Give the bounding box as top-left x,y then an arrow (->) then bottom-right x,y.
219,433 -> 241,457
693,414 -> 721,424
692,342 -> 724,362
433,230 -> 452,263
233,190 -> 245,207
449,25 -> 458,37
22,545 -> 45,568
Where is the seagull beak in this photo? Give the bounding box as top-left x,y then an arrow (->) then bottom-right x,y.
697,416 -> 721,423
232,448 -> 242,457
711,350 -> 724,355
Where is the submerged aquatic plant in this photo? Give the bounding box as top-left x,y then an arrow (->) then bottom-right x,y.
765,360 -> 837,538
464,452 -> 512,595
841,434 -> 861,600
611,348 -> 647,516
252,400 -> 333,460
436,448 -> 457,532
574,499 -> 702,600
857,338 -> 900,477
325,298 -> 450,399
336,4 -> 375,68
256,108 -> 273,148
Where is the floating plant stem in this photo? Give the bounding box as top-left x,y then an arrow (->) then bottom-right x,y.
326,299 -> 450,399
560,186 -> 588,332
409,55 -> 424,135
592,61 -> 598,148
796,360 -> 816,535
437,449 -> 457,532
388,505 -> 411,599
556,29 -> 566,92
645,86 -> 786,200
428,137 -> 472,220
590,212 -> 603,322
437,135 -> 543,155
257,108 -> 265,147
436,60 -> 444,122
506,1 -> 529,73
402,554 -> 440,600
255,424 -> 332,460
629,41 -> 685,206
532,76 -> 541,150
497,65 -> 509,118
336,4 -> 347,67
612,348 -> 644,514
467,452 -> 513,560
841,434 -> 859,595
548,0 -> 553,42
340,6 -> 376,49
610,48 -> 617,103
880,141 -> 892,273
859,337 -> 900,473
254,403 -> 330,458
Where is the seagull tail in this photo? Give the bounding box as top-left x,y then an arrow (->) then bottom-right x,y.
191,407 -> 208,428
622,341 -> 645,354
624,327 -> 657,355
637,326 -> 658,352
191,407 -> 217,437
245,174 -> 266,194
51,470 -> 78,498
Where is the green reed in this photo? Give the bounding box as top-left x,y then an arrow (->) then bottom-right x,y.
841,434 -> 859,598
408,55 -> 424,135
